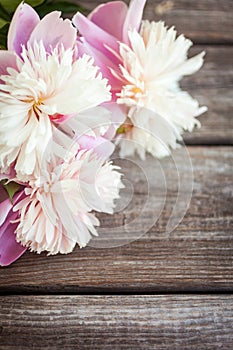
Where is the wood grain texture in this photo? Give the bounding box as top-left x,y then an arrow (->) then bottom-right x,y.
0,295 -> 233,349
78,0 -> 233,44
1,146 -> 232,293
183,46 -> 233,144
0,2 -> 233,346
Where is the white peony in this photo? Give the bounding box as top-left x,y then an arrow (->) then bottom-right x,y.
0,42 -> 111,178
116,21 -> 207,158
13,149 -> 123,255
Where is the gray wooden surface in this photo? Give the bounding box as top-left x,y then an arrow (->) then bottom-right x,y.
0,0 -> 233,349
0,147 -> 232,293
1,296 -> 233,349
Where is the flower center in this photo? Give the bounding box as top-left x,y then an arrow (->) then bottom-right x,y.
117,82 -> 146,107
132,87 -> 143,94
32,98 -> 43,119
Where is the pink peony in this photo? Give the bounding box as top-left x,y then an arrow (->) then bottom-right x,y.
73,0 -> 146,101
13,149 -> 124,255
73,0 -> 207,159
0,3 -> 112,179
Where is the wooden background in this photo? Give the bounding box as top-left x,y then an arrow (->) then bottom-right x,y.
0,0 -> 233,348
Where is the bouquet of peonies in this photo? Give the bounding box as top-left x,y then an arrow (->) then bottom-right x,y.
0,0 -> 206,266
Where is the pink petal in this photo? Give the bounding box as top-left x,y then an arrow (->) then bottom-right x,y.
78,135 -> 115,159
0,51 -> 17,83
49,113 -> 72,124
0,215 -> 26,267
73,12 -> 120,65
0,191 -> 24,227
89,1 -> 128,41
29,11 -> 77,52
123,0 -> 146,44
77,38 -> 122,91
0,191 -> 27,266
103,103 -> 127,140
0,186 -> 8,203
0,167 -> 16,181
0,199 -> 13,227
8,3 -> 40,55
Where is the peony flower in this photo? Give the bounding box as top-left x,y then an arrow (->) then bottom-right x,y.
0,3 -> 111,179
0,189 -> 27,266
13,149 -> 124,255
73,0 -> 207,159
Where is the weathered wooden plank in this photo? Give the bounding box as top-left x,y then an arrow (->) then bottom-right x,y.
183,46 -> 233,90
0,295 -> 233,349
183,46 -> 233,144
78,0 -> 233,44
0,146 -> 232,293
183,88 -> 233,145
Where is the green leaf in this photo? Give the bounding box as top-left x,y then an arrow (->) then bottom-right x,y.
0,0 -> 22,13
27,0 -> 45,6
0,180 -> 20,203
0,3 -> 11,21
35,1 -> 88,17
0,22 -> 9,49
0,19 -> 9,48
0,17 -> 8,29
0,0 -> 45,14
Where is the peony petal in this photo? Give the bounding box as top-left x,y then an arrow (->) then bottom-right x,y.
45,74 -> 111,115
73,12 -> 120,64
132,107 -> 181,155
0,51 -> 17,83
0,213 -> 26,266
29,11 -> 76,52
78,135 -> 115,159
77,38 -> 122,91
0,198 -> 13,227
119,106 -> 182,159
0,167 -> 16,181
0,191 -> 24,227
0,185 -> 8,202
8,3 -> 40,55
152,91 -> 207,131
168,52 -> 205,79
123,0 -> 146,44
104,102 -> 127,124
89,1 -> 128,41
103,102 -> 127,140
